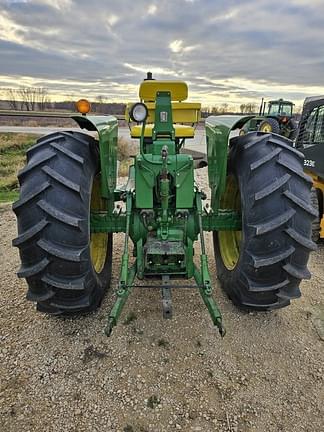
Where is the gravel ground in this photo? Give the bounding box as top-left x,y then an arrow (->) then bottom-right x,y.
0,168 -> 323,432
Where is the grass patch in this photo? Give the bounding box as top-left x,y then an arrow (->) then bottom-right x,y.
119,158 -> 134,177
0,132 -> 38,154
117,136 -> 137,161
0,133 -> 38,202
118,137 -> 137,177
0,190 -> 19,203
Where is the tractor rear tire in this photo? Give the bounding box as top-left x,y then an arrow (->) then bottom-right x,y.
311,188 -> 320,242
213,132 -> 316,310
258,118 -> 280,134
13,131 -> 113,315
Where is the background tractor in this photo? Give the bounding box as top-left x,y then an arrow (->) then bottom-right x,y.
295,95 -> 324,242
241,98 -> 298,140
12,75 -> 316,336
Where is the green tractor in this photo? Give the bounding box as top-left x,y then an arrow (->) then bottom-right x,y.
241,98 -> 298,140
295,96 -> 324,242
12,75 -> 316,336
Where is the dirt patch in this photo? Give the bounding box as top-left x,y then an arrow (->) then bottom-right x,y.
0,170 -> 323,432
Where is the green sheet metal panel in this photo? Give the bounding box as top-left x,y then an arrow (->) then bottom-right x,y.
175,154 -> 194,208
135,155 -> 155,208
72,115 -> 118,210
205,115 -> 254,211
135,153 -> 194,209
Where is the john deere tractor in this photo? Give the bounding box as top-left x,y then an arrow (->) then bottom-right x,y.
242,98 -> 298,140
295,96 -> 324,242
12,75 -> 316,336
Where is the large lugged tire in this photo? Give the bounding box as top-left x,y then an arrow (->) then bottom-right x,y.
258,118 -> 280,134
13,131 -> 113,315
214,132 -> 317,310
311,188 -> 320,242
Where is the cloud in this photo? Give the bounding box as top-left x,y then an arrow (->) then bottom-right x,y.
209,8 -> 239,22
169,40 -> 199,54
147,4 -> 157,15
169,40 -> 183,53
34,0 -> 72,10
0,11 -> 27,44
0,0 -> 323,107
124,62 -> 179,77
106,14 -> 119,27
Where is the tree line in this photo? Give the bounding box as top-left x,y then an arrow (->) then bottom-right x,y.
1,88 -> 127,114
2,87 -> 259,115
5,87 -> 50,111
201,102 -> 257,117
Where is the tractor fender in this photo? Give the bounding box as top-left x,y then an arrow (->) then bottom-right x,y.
72,114 -> 117,134
72,115 -> 118,202
205,115 -> 255,210
205,115 -> 255,137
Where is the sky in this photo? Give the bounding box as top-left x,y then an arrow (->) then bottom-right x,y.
0,0 -> 324,109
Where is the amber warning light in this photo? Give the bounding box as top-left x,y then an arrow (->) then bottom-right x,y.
76,99 -> 91,115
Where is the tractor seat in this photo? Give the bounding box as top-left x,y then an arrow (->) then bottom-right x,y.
130,124 -> 195,139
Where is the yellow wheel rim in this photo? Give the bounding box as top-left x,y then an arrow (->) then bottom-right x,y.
90,175 -> 108,274
259,122 -> 273,133
218,175 -> 242,270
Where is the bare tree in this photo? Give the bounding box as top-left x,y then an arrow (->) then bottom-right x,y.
240,103 -> 257,114
240,103 -> 246,113
245,102 -> 257,113
94,95 -> 108,113
37,88 -> 50,110
6,87 -> 51,111
211,105 -> 221,114
221,103 -> 229,114
96,95 -> 106,104
6,88 -> 20,110
20,87 -> 40,111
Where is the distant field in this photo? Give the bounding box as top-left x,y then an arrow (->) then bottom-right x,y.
0,133 -> 135,203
